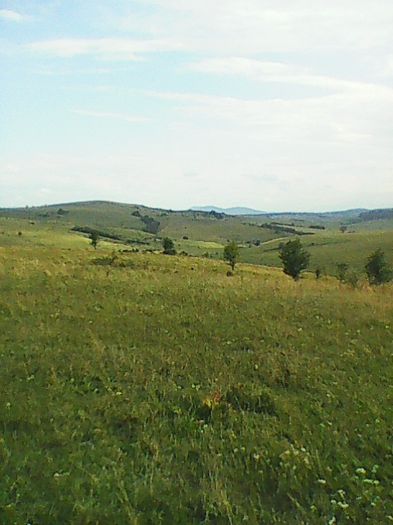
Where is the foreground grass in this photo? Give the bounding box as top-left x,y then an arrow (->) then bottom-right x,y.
0,246 -> 392,524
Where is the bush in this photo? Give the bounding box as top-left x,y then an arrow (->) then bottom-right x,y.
162,237 -> 176,255
89,231 -> 99,249
365,249 -> 392,285
336,263 -> 349,282
279,239 -> 310,280
223,241 -> 239,271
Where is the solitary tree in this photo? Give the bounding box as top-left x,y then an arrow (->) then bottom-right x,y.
162,237 -> 176,255
89,231 -> 99,250
279,239 -> 310,280
365,249 -> 391,285
223,241 -> 239,271
339,225 -> 348,234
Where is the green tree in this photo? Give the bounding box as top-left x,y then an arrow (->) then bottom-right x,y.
162,237 -> 176,255
223,241 -> 239,271
89,231 -> 99,250
365,249 -> 392,285
279,239 -> 310,280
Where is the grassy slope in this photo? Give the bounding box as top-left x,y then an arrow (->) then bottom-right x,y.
242,230 -> 393,276
0,201 -> 144,230
0,229 -> 392,524
1,201 -> 392,276
158,213 -> 282,244
0,202 -> 284,248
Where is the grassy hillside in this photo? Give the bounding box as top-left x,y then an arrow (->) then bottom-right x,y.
0,227 -> 392,524
0,201 -> 144,230
1,201 -> 392,277
0,202 -> 287,250
242,230 -> 393,277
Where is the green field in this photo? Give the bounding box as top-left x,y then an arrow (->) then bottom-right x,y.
0,215 -> 393,524
241,230 -> 393,277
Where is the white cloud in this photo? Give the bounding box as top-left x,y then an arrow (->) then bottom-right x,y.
122,0 -> 393,53
146,86 -> 393,145
2,0 -> 393,210
0,9 -> 25,22
25,38 -> 182,60
188,57 -> 390,94
72,109 -> 150,123
383,57 -> 393,77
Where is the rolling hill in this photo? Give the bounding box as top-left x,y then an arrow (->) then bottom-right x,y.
0,200 -> 392,277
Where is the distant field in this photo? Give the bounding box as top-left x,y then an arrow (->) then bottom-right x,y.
158,213 -> 283,244
1,201 -> 392,279
0,202 -> 288,252
241,230 -> 393,277
0,233 -> 392,523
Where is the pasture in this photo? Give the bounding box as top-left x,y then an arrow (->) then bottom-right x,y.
0,223 -> 392,524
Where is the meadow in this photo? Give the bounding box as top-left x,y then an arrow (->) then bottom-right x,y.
0,219 -> 392,524
241,230 -> 393,277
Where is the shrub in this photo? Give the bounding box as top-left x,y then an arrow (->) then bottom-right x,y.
279,239 -> 310,280
336,263 -> 349,282
223,241 -> 239,271
162,237 -> 176,255
365,249 -> 392,285
89,231 -> 99,249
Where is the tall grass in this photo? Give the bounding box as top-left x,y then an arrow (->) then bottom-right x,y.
1,244 -> 392,524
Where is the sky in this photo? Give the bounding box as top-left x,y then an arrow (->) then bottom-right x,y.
1,0 -> 393,212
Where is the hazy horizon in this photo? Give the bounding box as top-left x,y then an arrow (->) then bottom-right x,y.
1,1 -> 393,211
0,197 -> 379,215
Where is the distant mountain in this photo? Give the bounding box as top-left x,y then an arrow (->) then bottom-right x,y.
191,206 -> 266,216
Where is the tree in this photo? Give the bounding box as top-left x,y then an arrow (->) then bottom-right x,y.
223,241 -> 239,271
279,239 -> 310,280
162,237 -> 176,255
340,225 -> 348,234
89,231 -> 99,250
365,249 -> 392,285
